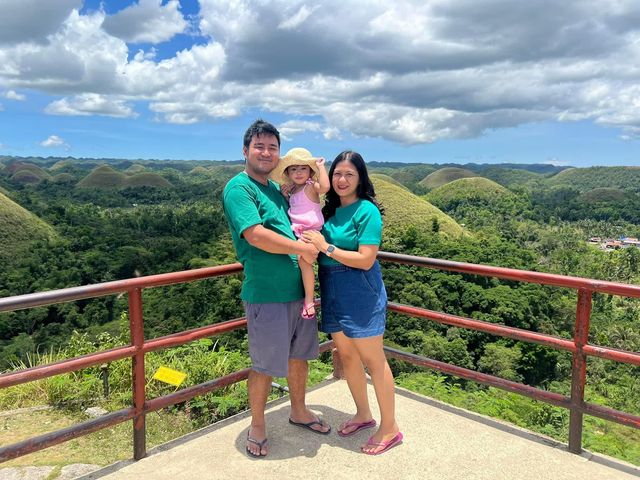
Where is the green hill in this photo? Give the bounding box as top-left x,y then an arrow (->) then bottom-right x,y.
426,177 -> 513,205
546,167 -> 640,193
52,173 -> 76,184
370,173 -> 408,190
4,162 -> 51,184
480,167 -> 544,188
125,164 -> 146,174
0,191 -> 57,263
420,167 -> 477,190
50,160 -> 74,171
371,177 -> 466,237
425,177 -> 524,218
123,172 -> 172,188
578,188 -> 629,204
77,165 -> 127,188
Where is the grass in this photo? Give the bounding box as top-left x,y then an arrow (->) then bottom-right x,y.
1,408 -> 194,467
0,191 -> 57,263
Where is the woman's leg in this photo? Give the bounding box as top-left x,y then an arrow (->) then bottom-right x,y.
298,256 -> 315,317
332,331 -> 374,434
352,335 -> 399,452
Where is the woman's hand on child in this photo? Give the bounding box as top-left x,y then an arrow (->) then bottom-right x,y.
302,230 -> 328,251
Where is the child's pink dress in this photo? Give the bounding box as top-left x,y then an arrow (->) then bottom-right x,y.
288,181 -> 324,238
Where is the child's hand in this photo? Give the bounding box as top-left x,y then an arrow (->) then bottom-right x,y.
315,158 -> 325,168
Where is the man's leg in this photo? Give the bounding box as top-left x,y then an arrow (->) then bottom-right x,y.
247,369 -> 272,456
287,358 -> 330,432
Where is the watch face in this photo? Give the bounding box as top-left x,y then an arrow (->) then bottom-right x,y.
327,245 -> 335,255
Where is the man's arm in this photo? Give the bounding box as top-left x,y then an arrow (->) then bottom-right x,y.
243,224 -> 318,259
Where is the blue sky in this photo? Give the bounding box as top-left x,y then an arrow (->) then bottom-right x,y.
1,1 -> 639,166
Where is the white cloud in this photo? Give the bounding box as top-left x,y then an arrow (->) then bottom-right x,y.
102,0 -> 188,44
278,5 -> 319,31
1,0 -> 640,145
45,94 -> 137,118
40,135 -> 67,148
3,90 -> 25,100
0,0 -> 81,44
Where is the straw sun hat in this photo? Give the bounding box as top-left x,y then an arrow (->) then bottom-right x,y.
270,147 -> 320,184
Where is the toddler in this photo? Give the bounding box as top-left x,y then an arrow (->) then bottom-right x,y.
272,148 -> 330,319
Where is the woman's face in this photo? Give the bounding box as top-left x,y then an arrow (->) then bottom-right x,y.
331,160 -> 359,202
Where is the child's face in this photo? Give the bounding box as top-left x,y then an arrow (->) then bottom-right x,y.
286,165 -> 312,185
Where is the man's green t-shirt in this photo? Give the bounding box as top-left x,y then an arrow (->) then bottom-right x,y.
223,172 -> 303,303
318,199 -> 382,266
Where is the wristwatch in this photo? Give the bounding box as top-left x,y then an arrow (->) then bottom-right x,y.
325,245 -> 336,257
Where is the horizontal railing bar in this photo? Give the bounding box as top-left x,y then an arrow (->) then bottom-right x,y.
582,402 -> 640,430
387,302 -> 577,353
146,370 -> 251,412
0,263 -> 243,313
385,346 -> 640,430
145,341 -> 336,413
582,344 -> 640,367
378,252 -> 640,298
383,346 -> 570,408
0,407 -> 135,462
143,317 -> 248,353
0,345 -> 136,389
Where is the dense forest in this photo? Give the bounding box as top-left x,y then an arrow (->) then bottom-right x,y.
0,155 -> 639,465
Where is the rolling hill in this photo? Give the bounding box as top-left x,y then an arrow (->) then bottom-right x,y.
77,166 -> 172,189
419,167 -> 477,190
546,167 -> 640,193
370,173 -> 408,190
426,177 -> 515,211
0,191 -> 57,263
371,176 -> 466,237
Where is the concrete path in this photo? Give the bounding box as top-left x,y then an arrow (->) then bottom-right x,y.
80,379 -> 639,480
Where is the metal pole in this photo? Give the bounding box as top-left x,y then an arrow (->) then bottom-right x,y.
568,289 -> 592,454
129,288 -> 146,460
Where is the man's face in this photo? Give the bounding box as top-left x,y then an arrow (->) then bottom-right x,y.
243,133 -> 280,176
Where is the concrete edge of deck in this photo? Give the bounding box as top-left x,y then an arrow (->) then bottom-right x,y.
78,377 -> 640,479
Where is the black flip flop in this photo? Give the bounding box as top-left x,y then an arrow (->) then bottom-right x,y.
288,417 -> 331,435
246,430 -> 268,458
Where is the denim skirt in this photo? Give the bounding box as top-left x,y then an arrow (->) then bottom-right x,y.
318,260 -> 387,338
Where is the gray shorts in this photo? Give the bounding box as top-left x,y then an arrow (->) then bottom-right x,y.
243,300 -> 319,378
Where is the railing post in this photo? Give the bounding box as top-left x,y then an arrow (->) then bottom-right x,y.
568,288 -> 592,454
332,347 -> 345,379
129,288 -> 146,460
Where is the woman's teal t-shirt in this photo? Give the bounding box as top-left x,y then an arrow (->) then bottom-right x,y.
319,199 -> 382,266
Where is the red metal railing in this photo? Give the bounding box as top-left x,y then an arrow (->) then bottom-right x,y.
1,252 -> 639,463
377,251 -> 640,451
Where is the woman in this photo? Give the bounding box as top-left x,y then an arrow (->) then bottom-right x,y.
303,150 -> 402,455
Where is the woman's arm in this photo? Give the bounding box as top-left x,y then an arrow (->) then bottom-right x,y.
302,230 -> 378,270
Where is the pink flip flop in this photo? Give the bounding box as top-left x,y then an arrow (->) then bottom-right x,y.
337,419 -> 377,437
361,431 -> 403,455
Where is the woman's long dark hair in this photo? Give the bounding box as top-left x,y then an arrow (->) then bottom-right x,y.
322,150 -> 384,220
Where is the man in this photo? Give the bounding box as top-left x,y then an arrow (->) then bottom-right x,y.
223,119 -> 331,458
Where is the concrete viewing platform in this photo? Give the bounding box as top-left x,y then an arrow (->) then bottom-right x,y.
82,378 -> 639,480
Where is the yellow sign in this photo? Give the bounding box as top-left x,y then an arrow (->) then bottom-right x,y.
152,366 -> 187,387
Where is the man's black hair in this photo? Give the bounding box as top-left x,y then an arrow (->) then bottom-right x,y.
243,119 -> 281,148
